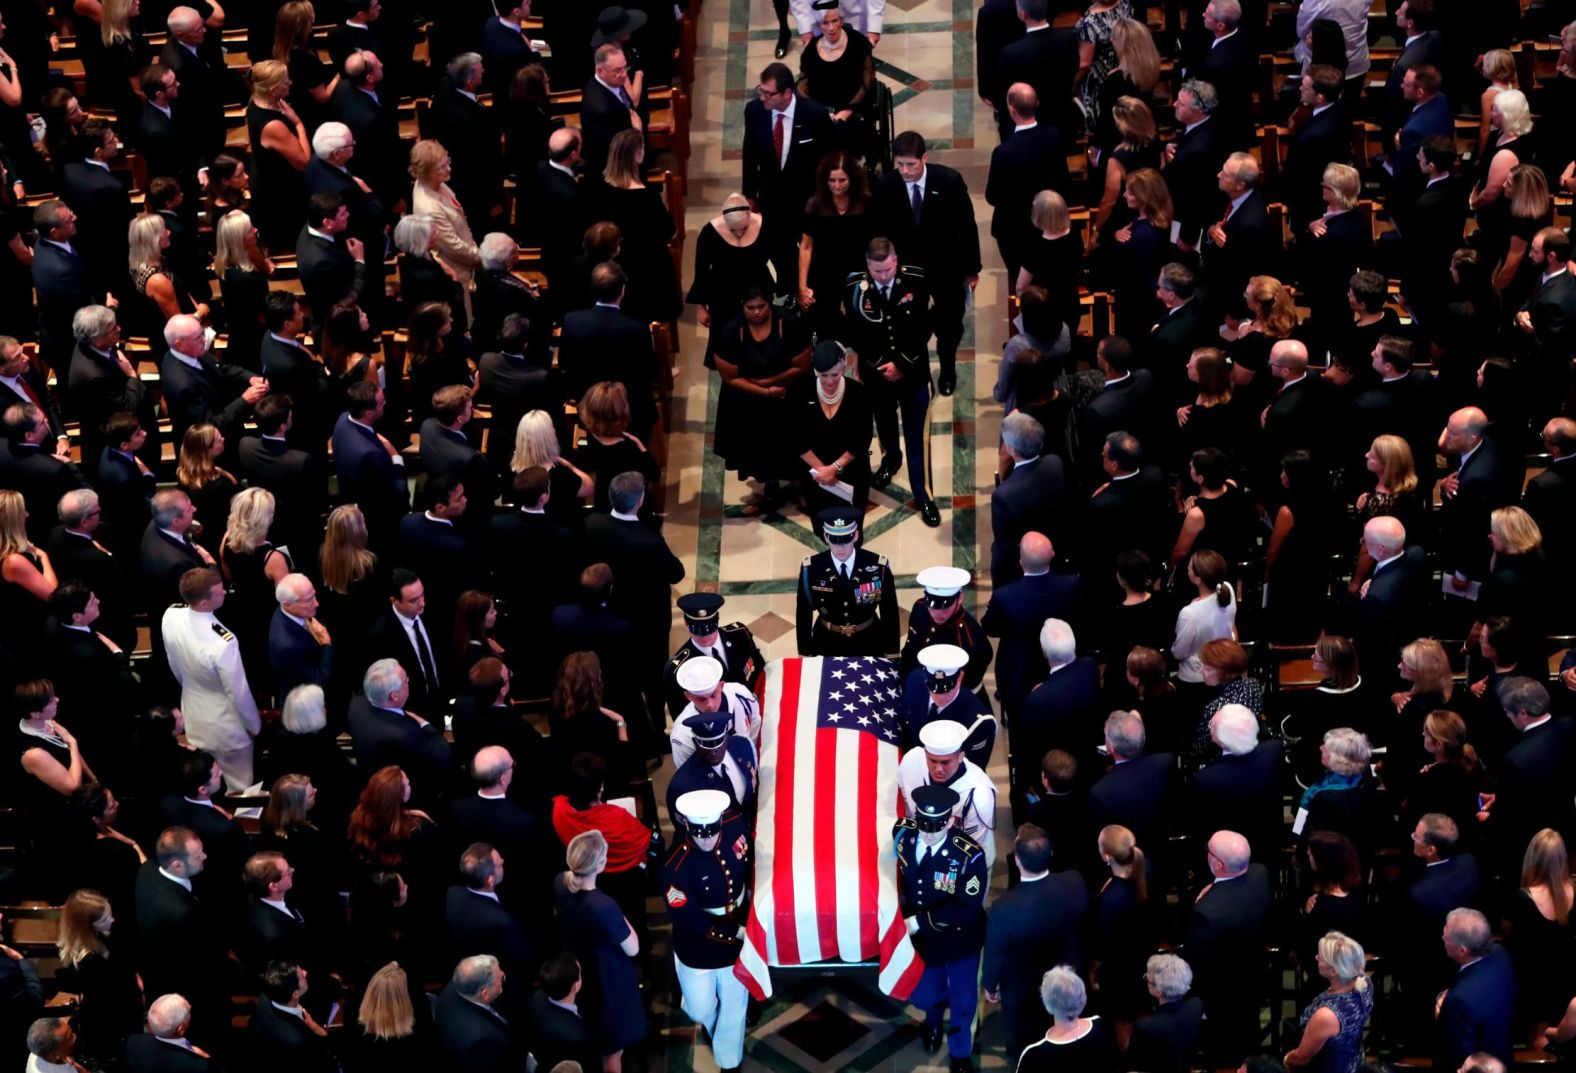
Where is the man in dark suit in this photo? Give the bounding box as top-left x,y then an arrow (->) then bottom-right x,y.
1353,334 -> 1440,485
1192,0 -> 1257,150
528,130 -> 587,293
1353,515 -> 1430,677
325,0 -> 386,74
138,65 -> 202,193
1391,135 -> 1468,337
975,0 -> 1024,119
980,824 -> 1087,1059
43,581 -> 142,781
419,385 -> 496,540
124,996 -> 221,1073
557,262 -> 658,438
236,395 -> 326,561
1163,81 -> 1227,250
295,192 -> 367,332
61,120 -> 132,300
1516,227 -> 1576,414
155,750 -> 252,907
1396,812 -> 1483,1026
1439,406 -> 1520,585
134,829 -> 228,1041
585,471 -> 686,684
1202,152 -> 1273,309
477,315 -> 560,480
427,53 -> 505,230
330,51 -> 404,208
435,956 -> 524,1071
66,304 -> 153,481
1088,710 -> 1176,853
395,474 -> 480,643
1490,678 -> 1576,874
268,574 -> 335,703
581,43 -> 645,183
1386,65 -> 1452,194
985,83 -> 1069,285
303,122 -> 387,320
100,416 -> 159,563
1260,341 -> 1328,476
1085,431 -> 1174,572
1016,619 -> 1101,790
992,412 -> 1068,588
1382,0 -> 1446,139
1282,65 -> 1349,228
872,131 -> 980,395
0,406 -> 85,541
31,201 -> 92,380
1436,911 -> 1516,1070
47,505 -> 138,652
1191,705 -> 1284,860
1149,263 -> 1217,389
481,0 -> 542,97
0,339 -> 67,452
330,383 -> 410,549
348,657 -> 455,800
159,6 -> 228,172
489,466 -> 582,664
238,853 -> 312,978
981,533 -> 1079,716
250,962 -> 337,1072
364,569 -> 453,716
445,843 -> 538,986
528,954 -> 600,1073
989,0 -> 1079,142
1524,418 -> 1576,618
742,61 -> 835,295
1079,336 -> 1157,476
449,665 -> 555,818
159,314 -> 267,449
447,745 -> 544,876
1185,830 -> 1272,1065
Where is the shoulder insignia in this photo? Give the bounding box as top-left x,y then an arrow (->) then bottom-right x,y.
663,841 -> 691,869
965,874 -> 982,897
212,623 -> 234,641
844,270 -> 866,285
665,885 -> 688,908
894,816 -> 918,832
802,555 -> 814,569
877,555 -> 890,567
950,831 -> 982,855
668,651 -> 688,671
721,622 -> 749,635
901,265 -> 926,279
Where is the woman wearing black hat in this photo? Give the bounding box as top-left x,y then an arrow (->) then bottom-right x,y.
796,340 -> 874,521
714,282 -> 813,509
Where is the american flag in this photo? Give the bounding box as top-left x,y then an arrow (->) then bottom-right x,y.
734,657 -> 924,1000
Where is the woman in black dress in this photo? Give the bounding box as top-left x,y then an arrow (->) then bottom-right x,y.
1017,190 -> 1084,340
1468,88 -> 1533,276
1296,832 -> 1366,1000
1386,639 -> 1458,793
1333,269 -> 1404,373
573,381 -> 662,514
550,652 -> 638,791
1088,825 -> 1154,1034
274,1 -> 334,133
588,129 -> 681,324
0,492 -> 57,666
1403,710 -> 1483,832
452,590 -> 510,676
1476,506 -> 1551,671
796,6 -> 875,150
1434,251 -> 1502,410
318,505 -> 385,685
80,0 -> 146,134
1491,163 -> 1553,315
176,424 -> 239,560
1173,347 -> 1249,468
504,63 -> 563,180
1017,966 -> 1117,1072
796,340 -> 873,524
55,889 -> 143,1067
66,785 -> 145,924
1006,347 -> 1075,470
1280,636 -> 1376,783
128,213 -> 208,335
213,210 -> 274,372
321,300 -> 386,415
14,681 -> 89,888
220,487 -> 295,694
1090,18 -> 1160,154
1505,829 -> 1576,1042
1101,554 -> 1173,698
0,152 -> 32,342
405,301 -> 472,429
246,60 -> 312,251
1228,275 -> 1301,406
1091,96 -> 1161,240
207,154 -> 252,222
1265,449 -> 1338,642
1098,167 -> 1176,343
258,772 -> 350,933
798,151 -> 875,343
715,282 -> 812,499
687,194 -> 772,366
509,409 -> 594,521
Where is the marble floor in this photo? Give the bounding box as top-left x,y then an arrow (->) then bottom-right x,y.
648,0 -> 1015,1068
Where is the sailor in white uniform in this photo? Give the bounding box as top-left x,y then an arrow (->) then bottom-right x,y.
898,719 -> 997,869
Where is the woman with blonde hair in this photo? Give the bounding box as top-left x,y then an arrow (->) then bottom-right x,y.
1228,275 -> 1299,395
1476,505 -> 1549,670
1478,49 -> 1519,156
81,0 -> 146,131
129,213 -> 209,328
1090,824 -> 1155,1031
273,0 -> 334,127
1392,638 -> 1455,722
213,211 -> 273,365
510,410 -> 594,517
247,60 -> 310,247
319,503 -> 381,614
353,961 -> 434,1068
1507,829 -> 1576,1043
1017,191 -> 1081,333
1092,96 -> 1160,236
410,141 -> 482,308
176,423 -> 239,558
1470,88 -> 1534,276
1404,710 -> 1482,830
554,828 -> 645,1072
56,888 -> 142,1064
0,489 -> 56,660
588,128 -> 681,323
1494,164 -> 1555,302
221,486 -> 293,687
574,381 -> 660,513
1348,434 -> 1422,589
1284,931 -> 1373,1070
1104,166 -> 1175,340
1091,17 -> 1160,154
687,191 -> 771,363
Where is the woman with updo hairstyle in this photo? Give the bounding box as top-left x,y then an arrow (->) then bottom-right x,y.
1229,275 -> 1301,402
1101,554 -> 1171,703
1404,709 -> 1482,831
554,829 -> 646,1072
1284,931 -> 1374,1071
257,769 -> 348,934
687,192 -> 772,365
1506,829 -> 1576,1040
1169,447 -> 1255,573
246,59 -> 310,248
1477,49 -> 1518,157
1172,549 -> 1237,687
55,888 -> 142,1064
1470,87 -> 1534,273
1122,646 -> 1185,755
67,783 -> 144,917
1092,96 -> 1160,238
1191,639 -> 1264,764
510,410 -> 594,520
796,339 -> 874,521
574,381 -> 661,514
1089,824 -> 1155,1027
1436,250 -> 1501,408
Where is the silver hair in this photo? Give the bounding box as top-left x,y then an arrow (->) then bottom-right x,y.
1180,78 -> 1218,115
166,5 -> 202,31
311,121 -> 353,160
1224,151 -> 1259,187
1445,908 -> 1493,957
454,954 -> 501,998
1145,954 -> 1193,1001
71,304 -> 117,343
479,232 -> 519,271
274,572 -> 314,606
1209,0 -> 1241,26
1321,727 -> 1371,775
1317,931 -> 1368,988
147,994 -> 192,1037
447,52 -> 483,84
58,488 -> 100,527
393,215 -> 435,257
1039,966 -> 1087,1020
150,489 -> 190,528
1001,411 -> 1046,457
1210,704 -> 1259,755
1104,710 -> 1145,757
1038,618 -> 1076,668
363,658 -> 408,707
163,314 -> 204,348
280,685 -> 327,734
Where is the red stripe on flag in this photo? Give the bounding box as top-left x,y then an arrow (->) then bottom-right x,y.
879,911 -> 925,1001
813,726 -> 840,960
770,658 -> 803,965
856,729 -> 879,958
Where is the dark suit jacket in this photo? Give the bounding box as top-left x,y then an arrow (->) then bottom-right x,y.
346,694 -> 455,798
1393,93 -> 1454,182
1148,298 -> 1217,389
1283,102 -> 1349,225
330,80 -> 404,205
990,455 -> 1069,587
583,512 -> 686,632
1203,189 -> 1273,306
154,796 -> 252,904
0,441 -> 86,540
32,241 -> 91,362
1384,31 -> 1447,133
1079,370 -> 1157,465
125,1034 -> 228,1073
1396,173 -> 1470,309
1086,464 -> 1173,567
325,21 -> 386,71
447,792 -> 543,875
1524,268 -> 1576,366
260,335 -> 332,456
236,435 -> 325,555
158,349 -> 255,446
426,82 -> 504,217
444,886 -> 537,979
1440,435 -> 1520,578
1128,996 -> 1207,1073
477,350 -> 560,476
979,869 -> 1087,1053
268,608 -> 335,701
418,420 -> 496,530
975,0 -> 1025,106
1184,863 -> 1272,1006
133,860 -> 226,1008
1495,718 -> 1576,866
1398,852 -> 1482,997
1191,741 -> 1284,859
557,304 -> 657,434
99,451 -> 156,560
364,606 -> 453,714
42,619 -> 142,776
239,895 -> 308,976
1165,117 -> 1226,245
1263,374 -> 1328,466
330,412 -> 410,545
872,162 -> 982,279
579,76 -> 641,180
251,998 -> 337,1072
482,17 -> 543,97
981,571 -> 1081,715
160,37 -> 227,163
140,101 -> 200,188
1437,944 -> 1516,1069
1297,208 -> 1372,329
295,228 -> 366,329
1195,30 -> 1258,149
1017,658 -> 1102,783
471,268 -> 540,353
69,342 -> 153,473
526,161 -> 585,274
46,526 -> 137,649
986,123 -> 1070,267
138,523 -> 206,610
1089,753 -> 1176,852
61,161 -> 132,296
740,93 -> 834,237
1523,457 -> 1576,592
991,25 -> 1081,138
527,990 -> 598,1073
433,981 -> 522,1070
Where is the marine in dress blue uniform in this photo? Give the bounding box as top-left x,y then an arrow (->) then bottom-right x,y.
895,783 -> 988,1073
796,509 -> 899,656
663,788 -> 752,1073
900,566 -> 995,713
663,592 -> 764,721
665,713 -> 759,850
842,239 -> 941,525
901,643 -> 997,769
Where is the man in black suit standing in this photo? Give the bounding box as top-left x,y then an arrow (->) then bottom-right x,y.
155,750 -> 252,907
435,956 -> 524,1072
991,412 -> 1068,587
447,746 -> 544,878
0,336 -> 69,457
295,192 -> 367,332
325,0 -> 385,74
528,954 -> 600,1073
61,120 -> 132,301
331,383 -> 411,550
586,471 -> 686,687
985,84 -> 1069,283
472,234 -> 541,354
427,53 -> 504,231
1185,830 -> 1271,1066
138,65 -> 202,193
134,828 -> 228,1043
741,61 -> 834,297
160,6 -> 228,174
125,995 -> 218,1073
975,0 -> 1023,119
482,0 -> 542,97
528,129 -> 587,295
1438,406 -> 1520,588
989,0 -> 1079,141
251,961 -> 337,1071
1395,812 -> 1482,1029
1016,619 -> 1102,788
981,533 -> 1079,717
31,201 -> 92,381
1435,909 -> 1516,1071
1525,418 -> 1576,619
67,306 -> 154,481
347,658 -> 455,798
1085,431 -> 1174,572
1353,334 -> 1440,486
0,406 -> 86,542
419,385 -> 496,540
980,824 -> 1087,1059
1260,340 -> 1327,475
1382,0 -> 1446,140
1162,81 -> 1226,251
48,502 -> 138,653
395,474 -> 480,643
43,581 -> 143,779
478,315 -> 558,479
1190,705 -> 1284,861
1281,65 -> 1349,228
1201,152 -> 1273,309
1516,227 -> 1576,415
159,314 -> 267,449
872,131 -> 980,396
1192,0 -> 1257,150
237,396 -> 326,561
1149,263 -> 1217,389
259,295 -> 331,457
444,843 -> 537,986
1353,516 -> 1429,677
330,51 -> 404,210
1392,136 -> 1468,339
490,467 -> 581,666
304,122 -> 388,320
1079,336 -> 1157,477
1088,710 -> 1176,853
365,570 -> 452,716
557,262 -> 658,438
581,44 -> 645,183
100,416 -> 159,563
1489,678 -> 1576,876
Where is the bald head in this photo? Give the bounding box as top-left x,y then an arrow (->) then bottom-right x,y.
147,995 -> 192,1038
1207,830 -> 1250,877
1019,532 -> 1054,574
1269,338 -> 1308,378
548,127 -> 581,164
1006,82 -> 1038,120
1445,406 -> 1489,454
1362,515 -> 1406,557
473,745 -> 514,790
1543,417 -> 1576,458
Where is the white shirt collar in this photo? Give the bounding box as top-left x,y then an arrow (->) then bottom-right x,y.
1312,102 -> 1333,117
498,15 -> 521,29
306,226 -> 335,243
159,526 -> 190,544
1104,371 -> 1131,387
594,75 -> 626,99
261,896 -> 294,916
269,1000 -> 305,1019
1019,870 -> 1049,883
1373,550 -> 1405,572
1404,32 -> 1424,47
1279,372 -> 1307,390
1227,189 -> 1253,215
1524,714 -> 1554,732
158,867 -> 192,892
152,101 -> 173,118
1426,173 -> 1448,187
283,610 -> 307,628
1543,266 -> 1569,285
611,509 -> 640,522
1013,121 -> 1037,132
42,238 -> 75,253
775,93 -> 797,123
348,416 -> 376,434
1212,28 -> 1238,46
183,796 -> 214,809
422,512 -> 453,526
168,348 -> 205,371
457,88 -> 478,102
907,166 -> 928,194
468,888 -> 499,902
86,158 -> 111,171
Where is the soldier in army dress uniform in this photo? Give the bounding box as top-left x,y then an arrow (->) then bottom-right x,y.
663,592 -> 764,723
899,565 -> 994,711
895,782 -> 989,1073
663,788 -> 753,1073
842,236 -> 941,526
901,643 -> 997,771
796,508 -> 898,656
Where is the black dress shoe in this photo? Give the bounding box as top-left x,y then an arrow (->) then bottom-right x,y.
937,370 -> 956,396
873,455 -> 901,488
775,26 -> 791,57
923,1024 -> 944,1054
949,1057 -> 975,1073
918,500 -> 941,527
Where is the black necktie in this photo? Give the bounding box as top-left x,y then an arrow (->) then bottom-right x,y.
412,617 -> 438,690
910,183 -> 922,225
928,704 -> 939,719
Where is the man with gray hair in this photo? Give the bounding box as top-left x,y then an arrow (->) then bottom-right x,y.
347,658 -> 454,804
1439,405 -> 1519,587
1195,0 -> 1256,149
26,1015 -> 78,1073
1203,149 -> 1271,306
991,412 -> 1067,587
127,994 -> 216,1070
67,304 -> 150,478
1437,907 -> 1515,1069
1089,710 -> 1176,853
1163,80 -> 1224,250
472,232 -> 540,353
48,487 -> 137,650
159,5 -> 226,170
158,313 -> 266,449
1186,830 -> 1271,1064
581,44 -> 642,180
0,401 -> 84,543
1488,676 -> 1576,876
1128,953 -> 1204,1073
429,51 -> 505,229
1192,704 -> 1283,859
31,199 -> 89,379
269,573 -> 335,703
1017,620 -> 1100,797
435,954 -> 524,1069
304,119 -> 388,315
